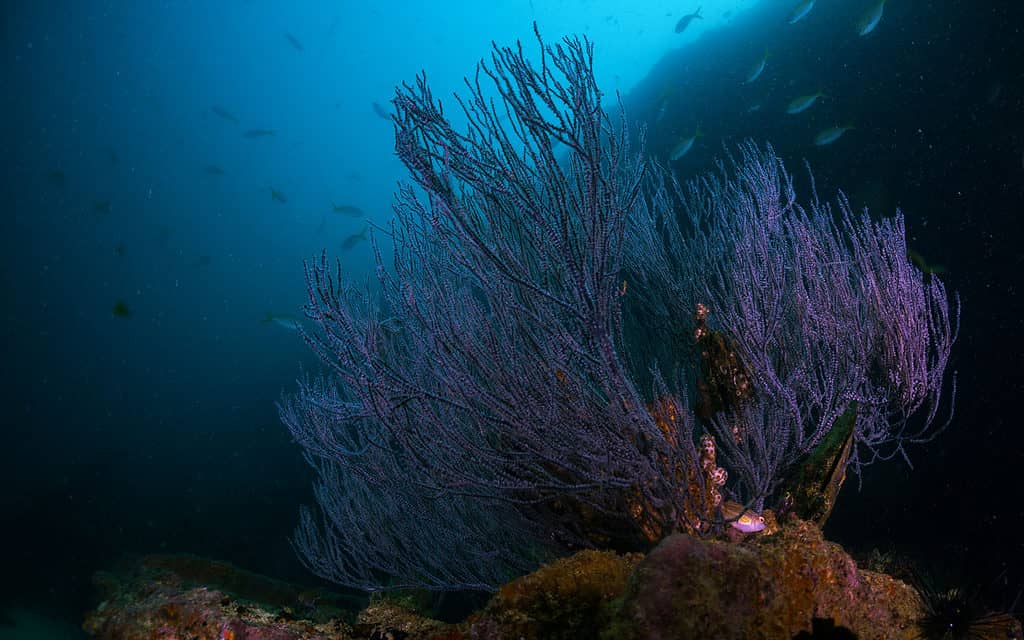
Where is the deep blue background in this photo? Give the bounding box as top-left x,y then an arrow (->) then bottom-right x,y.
3,0 -> 1022,632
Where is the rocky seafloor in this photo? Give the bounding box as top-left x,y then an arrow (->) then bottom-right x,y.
82,518 -> 1021,640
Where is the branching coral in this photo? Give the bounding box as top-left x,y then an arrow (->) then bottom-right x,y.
280,29 -> 958,591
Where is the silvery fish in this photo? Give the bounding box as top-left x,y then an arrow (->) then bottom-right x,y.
332,202 -> 364,217
785,91 -> 825,114
745,52 -> 769,83
670,127 -> 702,160
814,125 -> 854,146
263,313 -> 300,330
675,7 -> 702,34
856,0 -> 887,36
788,0 -> 815,24
342,226 -> 369,250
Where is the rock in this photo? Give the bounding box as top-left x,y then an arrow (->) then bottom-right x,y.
83,553 -> 358,640
355,600 -> 446,639
83,531 -> 1020,640
467,549 -> 644,640
604,519 -> 923,640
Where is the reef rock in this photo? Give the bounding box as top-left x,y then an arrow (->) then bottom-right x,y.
83,525 -> 1020,640
83,553 -> 358,640
465,548 -> 644,639
606,519 -> 922,640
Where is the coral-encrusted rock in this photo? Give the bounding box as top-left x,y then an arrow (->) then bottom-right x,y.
83,554 -> 357,639
84,537 -> 1019,639
466,549 -> 644,640
354,600 -> 447,639
606,519 -> 923,640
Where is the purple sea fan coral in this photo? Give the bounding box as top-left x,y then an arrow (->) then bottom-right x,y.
625,143 -> 958,510
279,28 -> 703,591
281,26 -> 957,591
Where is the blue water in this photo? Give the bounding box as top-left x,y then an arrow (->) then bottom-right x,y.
3,0 -> 1023,631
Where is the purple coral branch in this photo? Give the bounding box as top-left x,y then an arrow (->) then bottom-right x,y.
627,142 -> 957,506
281,29 -> 698,591
282,31 -> 958,589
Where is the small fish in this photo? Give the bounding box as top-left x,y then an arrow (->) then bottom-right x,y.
856,0 -> 887,36
284,32 -> 304,51
341,226 -> 369,250
908,249 -> 947,275
204,164 -> 225,175
210,105 -> 239,124
114,242 -> 127,257
107,147 -> 119,165
655,95 -> 670,122
112,300 -> 132,318
814,125 -> 854,146
788,0 -> 815,24
675,7 -> 702,34
155,224 -> 173,245
93,200 -> 112,214
744,52 -> 769,83
331,202 -> 364,217
296,589 -> 321,612
785,90 -> 825,114
46,169 -> 67,187
379,316 -> 404,334
720,501 -> 767,533
270,187 -> 288,203
263,312 -> 300,330
670,127 -> 702,161
987,81 -> 1004,105
244,128 -> 276,138
746,103 -> 762,113
371,101 -> 391,121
